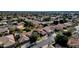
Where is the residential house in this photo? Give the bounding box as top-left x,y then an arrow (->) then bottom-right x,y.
36,28 -> 47,36
43,26 -> 52,34
54,24 -> 65,30
16,22 -> 25,30
64,22 -> 72,27
0,34 -> 15,47
22,31 -> 32,37
51,16 -> 56,21
67,38 -> 79,48
0,27 -> 9,33
18,34 -> 29,43
75,25 -> 79,31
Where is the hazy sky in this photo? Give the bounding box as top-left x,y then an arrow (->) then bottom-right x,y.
0,0 -> 79,11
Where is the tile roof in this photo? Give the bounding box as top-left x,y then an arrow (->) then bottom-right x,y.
0,35 -> 15,47
68,38 -> 79,48
0,27 -> 8,33
18,34 -> 29,43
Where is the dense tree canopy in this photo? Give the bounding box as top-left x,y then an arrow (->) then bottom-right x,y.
55,33 -> 68,47
29,31 -> 40,43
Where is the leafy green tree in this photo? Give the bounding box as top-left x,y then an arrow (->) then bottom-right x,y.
59,20 -> 67,24
59,20 -> 64,24
0,17 -> 2,21
53,20 -> 59,25
29,31 -> 40,43
14,32 -> 20,42
43,24 -> 48,27
63,31 -> 72,37
0,32 -> 3,37
24,21 -> 33,27
24,27 -> 31,32
55,33 -> 68,47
